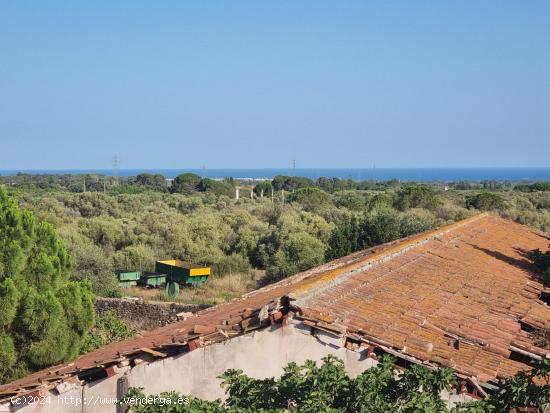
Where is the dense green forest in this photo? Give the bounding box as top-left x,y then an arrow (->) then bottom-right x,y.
3,173 -> 550,302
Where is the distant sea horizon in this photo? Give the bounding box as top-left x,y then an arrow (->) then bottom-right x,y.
1,168 -> 550,182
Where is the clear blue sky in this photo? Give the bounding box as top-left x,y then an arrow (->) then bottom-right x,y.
1,1 -> 549,169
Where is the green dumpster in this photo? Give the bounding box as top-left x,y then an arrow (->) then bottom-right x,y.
118,280 -> 138,288
116,270 -> 141,282
155,260 -> 211,286
138,272 -> 167,287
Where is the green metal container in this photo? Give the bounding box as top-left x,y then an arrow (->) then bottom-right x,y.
155,260 -> 211,286
138,272 -> 167,287
119,280 -> 137,288
116,270 -> 141,281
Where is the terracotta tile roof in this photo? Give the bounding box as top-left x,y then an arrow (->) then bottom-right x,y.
1,213 -> 549,400
300,213 -> 550,383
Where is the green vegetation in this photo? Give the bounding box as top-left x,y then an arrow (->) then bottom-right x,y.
132,173 -> 168,191
534,326 -> 550,349
0,187 -> 95,383
271,175 -> 314,191
170,173 -> 234,197
459,359 -> 550,412
171,173 -> 202,195
123,355 -> 550,413
13,190 -> 338,292
528,246 -> 550,349
1,175 -> 550,397
81,310 -> 136,353
465,192 -> 505,211
395,184 -> 440,210
529,246 -> 550,285
515,182 -> 550,192
3,177 -> 550,301
325,206 -> 438,260
286,187 -> 333,213
252,181 -> 272,197
124,355 -> 456,412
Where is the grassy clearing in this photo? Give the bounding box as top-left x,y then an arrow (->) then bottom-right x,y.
123,270 -> 259,305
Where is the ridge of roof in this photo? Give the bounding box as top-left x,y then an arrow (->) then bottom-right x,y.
289,212 -> 491,304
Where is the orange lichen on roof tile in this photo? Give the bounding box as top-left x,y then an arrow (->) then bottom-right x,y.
1,213 -> 549,397
305,214 -> 550,382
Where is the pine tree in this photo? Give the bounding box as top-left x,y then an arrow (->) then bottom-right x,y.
0,187 -> 95,383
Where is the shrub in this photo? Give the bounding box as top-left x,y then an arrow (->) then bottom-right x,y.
265,231 -> 325,281
131,173 -> 167,191
333,190 -> 366,211
365,192 -> 394,211
458,358 -> 550,412
465,192 -> 505,211
81,310 -> 136,353
199,178 -> 234,197
271,175 -> 314,191
253,181 -> 273,197
171,173 -> 202,195
325,215 -> 361,260
529,247 -> 550,285
287,187 -> 333,213
395,185 -> 440,211
529,247 -> 550,272
358,208 -> 402,247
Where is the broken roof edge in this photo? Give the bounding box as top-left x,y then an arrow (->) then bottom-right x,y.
0,303 -> 499,405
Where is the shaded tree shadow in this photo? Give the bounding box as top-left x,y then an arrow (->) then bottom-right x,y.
530,231 -> 550,242
466,243 -> 533,272
512,246 -> 536,261
512,246 -> 550,290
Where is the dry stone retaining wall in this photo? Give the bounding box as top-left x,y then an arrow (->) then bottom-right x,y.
95,297 -> 209,330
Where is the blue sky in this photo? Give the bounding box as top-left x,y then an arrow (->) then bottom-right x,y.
1,1 -> 549,169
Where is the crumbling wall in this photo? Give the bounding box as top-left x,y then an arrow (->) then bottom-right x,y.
127,322 -> 374,401
126,324 -> 472,408
95,297 -> 208,330
4,323 -> 473,413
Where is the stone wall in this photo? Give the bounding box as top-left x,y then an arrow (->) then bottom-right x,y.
95,297 -> 209,330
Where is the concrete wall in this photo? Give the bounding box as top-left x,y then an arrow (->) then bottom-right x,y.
3,323 -> 472,413
128,321 -> 373,400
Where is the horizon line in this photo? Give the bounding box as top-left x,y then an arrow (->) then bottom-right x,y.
2,166 -> 550,172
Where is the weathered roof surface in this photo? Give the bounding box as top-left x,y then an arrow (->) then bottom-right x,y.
300,214 -> 550,382
1,213 -> 549,398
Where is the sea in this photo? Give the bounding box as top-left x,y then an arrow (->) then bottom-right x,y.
1,168 -> 550,182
